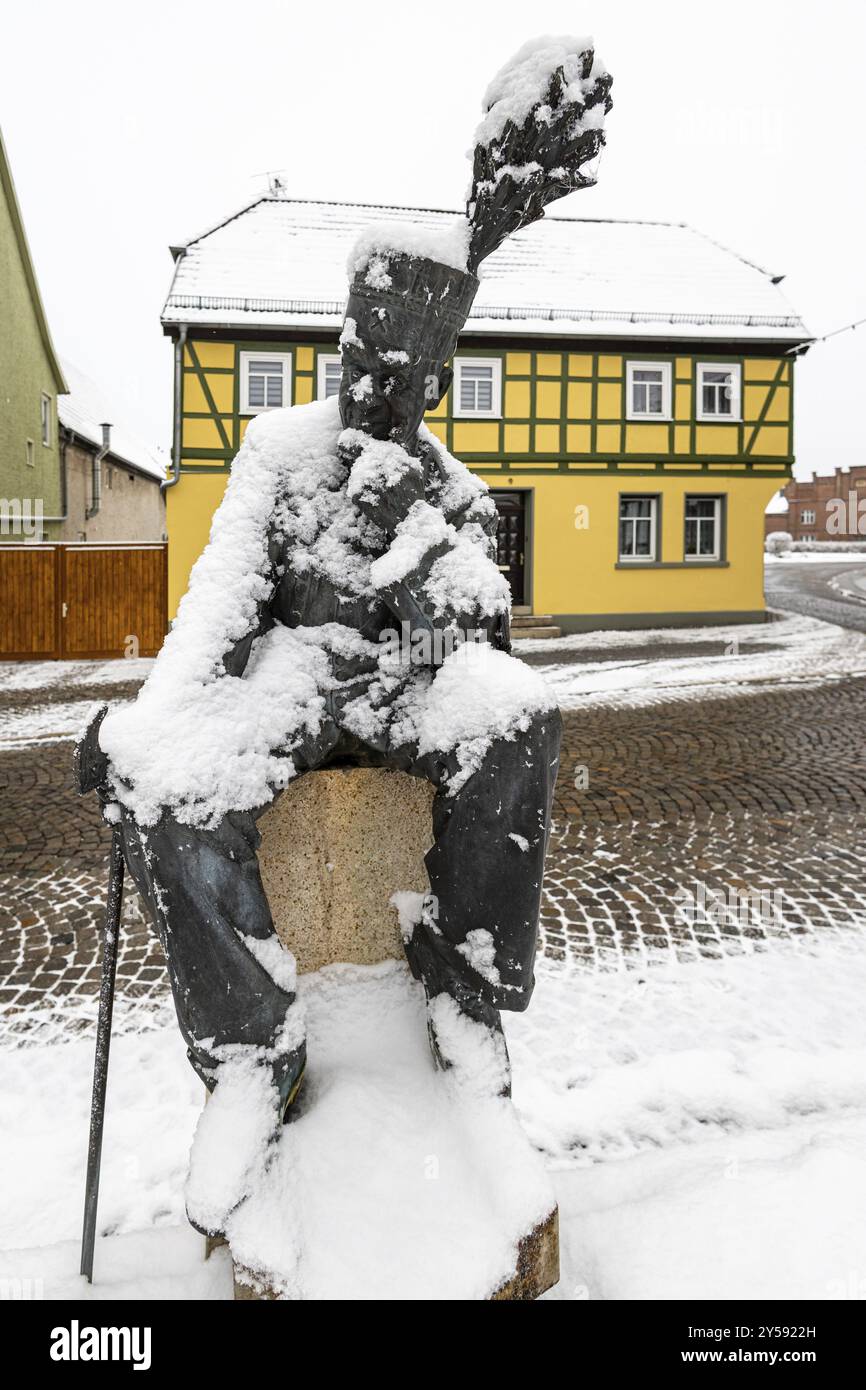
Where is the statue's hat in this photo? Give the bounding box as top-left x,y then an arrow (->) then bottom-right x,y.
344,36 -> 613,360
346,226 -> 478,366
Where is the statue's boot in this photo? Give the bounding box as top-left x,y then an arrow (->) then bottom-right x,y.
405,922 -> 511,1097
425,986 -> 512,1100
185,1053 -> 306,1241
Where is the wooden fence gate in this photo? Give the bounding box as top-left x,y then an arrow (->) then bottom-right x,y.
0,544 -> 167,660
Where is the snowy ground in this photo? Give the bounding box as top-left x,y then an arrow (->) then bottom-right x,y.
520,945 -> 866,1301
0,658 -> 152,749
4,614 -> 866,746
2,936 -> 864,1300
828,569 -> 866,603
765,552 -> 866,564
519,611 -> 866,710
764,558 -> 866,635
0,659 -> 155,694
3,613 -> 866,1299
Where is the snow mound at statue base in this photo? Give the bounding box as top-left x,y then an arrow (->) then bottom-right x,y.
189,961 -> 555,1300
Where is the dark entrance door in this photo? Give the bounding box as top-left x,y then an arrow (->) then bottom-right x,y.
491,491 -> 526,606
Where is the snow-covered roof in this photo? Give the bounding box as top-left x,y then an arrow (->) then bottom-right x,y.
765,490 -> 790,515
58,359 -> 165,482
163,196 -> 809,344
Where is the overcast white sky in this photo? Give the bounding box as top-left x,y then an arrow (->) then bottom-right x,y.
4,0 -> 864,479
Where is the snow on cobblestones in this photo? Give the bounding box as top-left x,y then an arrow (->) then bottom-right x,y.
2,934 -> 864,1300
0,699 -> 114,749
516,943 -> 866,1301
0,659 -> 153,693
3,602 -> 866,1296
522,613 -> 866,710
507,942 -> 866,1165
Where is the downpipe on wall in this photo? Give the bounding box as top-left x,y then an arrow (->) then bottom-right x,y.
85,422 -> 112,520
161,323 -> 188,494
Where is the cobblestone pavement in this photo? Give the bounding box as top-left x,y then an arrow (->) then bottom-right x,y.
764,560 -> 866,632
2,627 -> 866,1043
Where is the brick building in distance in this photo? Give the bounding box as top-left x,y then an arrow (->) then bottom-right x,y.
765,466 -> 866,541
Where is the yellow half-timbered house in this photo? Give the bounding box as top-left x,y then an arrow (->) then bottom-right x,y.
161,197 -> 810,632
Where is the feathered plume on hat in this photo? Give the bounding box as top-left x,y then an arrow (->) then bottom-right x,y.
466,35 -> 613,273
346,35 -> 613,355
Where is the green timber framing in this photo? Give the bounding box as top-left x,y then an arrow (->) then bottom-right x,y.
173,327 -> 796,481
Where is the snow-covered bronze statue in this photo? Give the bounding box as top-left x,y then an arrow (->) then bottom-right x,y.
77,37 -> 612,1253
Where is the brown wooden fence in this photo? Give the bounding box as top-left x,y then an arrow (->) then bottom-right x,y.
0,544 -> 167,660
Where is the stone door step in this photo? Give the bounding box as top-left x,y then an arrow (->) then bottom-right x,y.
512,624 -> 562,640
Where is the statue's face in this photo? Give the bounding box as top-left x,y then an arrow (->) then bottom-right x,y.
338,303 -> 452,452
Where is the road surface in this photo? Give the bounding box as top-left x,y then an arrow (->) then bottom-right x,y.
765,558 -> 866,631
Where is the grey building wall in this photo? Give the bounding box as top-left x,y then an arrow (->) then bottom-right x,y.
56,437 -> 166,543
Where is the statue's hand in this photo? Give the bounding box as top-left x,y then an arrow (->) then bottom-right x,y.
355,467 -> 426,536
342,430 -> 426,536
467,43 -> 613,272
533,64 -> 611,191
74,704 -> 111,796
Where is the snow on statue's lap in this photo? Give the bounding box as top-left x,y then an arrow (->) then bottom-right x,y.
221,762 -> 556,1299
227,962 -> 554,1300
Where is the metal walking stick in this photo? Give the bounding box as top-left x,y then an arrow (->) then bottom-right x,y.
80,827 -> 125,1282
75,703 -> 125,1284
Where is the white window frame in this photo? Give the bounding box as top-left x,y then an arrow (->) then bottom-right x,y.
684,494 -> 723,562
801,508 -> 816,525
453,356 -> 502,419
240,351 -> 293,415
696,362 -> 742,422
40,393 -> 52,446
626,361 -> 672,421
618,494 -> 659,563
25,438 -> 35,467
317,353 -> 342,401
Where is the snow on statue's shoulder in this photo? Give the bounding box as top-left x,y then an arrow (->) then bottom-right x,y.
240,396 -> 344,495
475,33 -> 606,147
98,396 -> 345,827
136,394 -> 342,687
412,642 -> 556,794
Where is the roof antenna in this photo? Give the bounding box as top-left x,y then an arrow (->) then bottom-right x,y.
269,171 -> 287,195
250,169 -> 288,195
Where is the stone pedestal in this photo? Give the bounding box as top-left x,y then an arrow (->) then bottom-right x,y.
257,767 -> 434,971
223,766 -> 559,1301
233,1208 -> 559,1302
490,1209 -> 559,1301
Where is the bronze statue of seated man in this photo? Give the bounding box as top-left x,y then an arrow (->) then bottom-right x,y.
76,38 -> 612,1226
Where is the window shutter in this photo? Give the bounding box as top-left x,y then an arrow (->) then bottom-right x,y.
325,360 -> 342,398
459,363 -> 494,414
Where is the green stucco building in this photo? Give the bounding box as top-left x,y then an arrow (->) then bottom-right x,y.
0,126 -> 67,539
